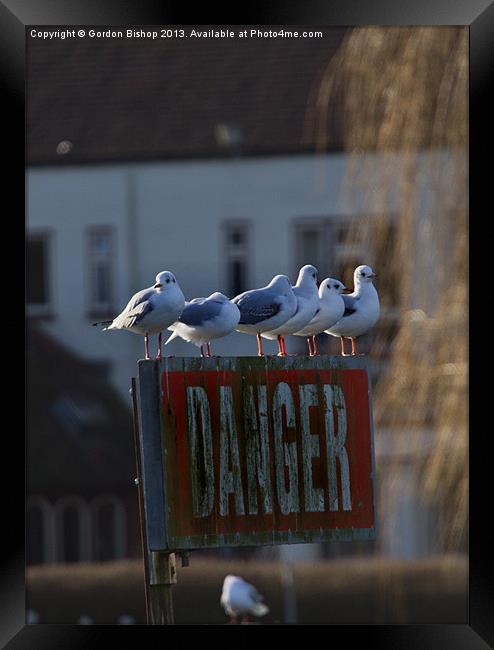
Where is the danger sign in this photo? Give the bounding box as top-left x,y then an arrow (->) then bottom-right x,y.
136,356 -> 377,552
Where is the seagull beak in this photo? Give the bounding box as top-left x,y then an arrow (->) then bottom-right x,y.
154,283 -> 162,288
342,288 -> 353,294
370,273 -> 377,278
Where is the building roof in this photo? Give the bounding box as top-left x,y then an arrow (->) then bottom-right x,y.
26,29 -> 348,165
27,323 -> 136,496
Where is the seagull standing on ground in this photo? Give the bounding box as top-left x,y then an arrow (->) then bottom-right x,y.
325,265 -> 380,356
293,277 -> 346,355
93,271 -> 185,360
165,292 -> 240,357
232,275 -> 297,356
261,264 -> 319,356
220,575 -> 270,624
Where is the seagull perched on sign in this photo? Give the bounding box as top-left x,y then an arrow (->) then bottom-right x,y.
293,277 -> 346,355
232,275 -> 297,356
165,292 -> 240,357
220,575 -> 270,624
93,271 -> 185,360
261,264 -> 319,356
325,265 -> 380,356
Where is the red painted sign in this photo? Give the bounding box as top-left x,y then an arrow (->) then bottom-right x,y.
158,358 -> 376,550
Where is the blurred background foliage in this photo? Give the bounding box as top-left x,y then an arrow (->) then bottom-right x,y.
313,27 -> 468,553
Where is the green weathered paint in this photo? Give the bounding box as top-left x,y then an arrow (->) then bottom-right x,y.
165,525 -> 376,552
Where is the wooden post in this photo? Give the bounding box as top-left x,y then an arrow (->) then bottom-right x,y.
130,377 -> 151,624
149,552 -> 177,624
279,550 -> 298,624
132,374 -> 178,625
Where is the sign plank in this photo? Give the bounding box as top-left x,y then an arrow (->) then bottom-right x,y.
136,356 -> 377,552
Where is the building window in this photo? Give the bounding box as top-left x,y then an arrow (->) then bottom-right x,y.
91,495 -> 127,561
293,219 -> 334,280
63,506 -> 81,562
27,233 -> 52,315
294,217 -> 374,285
27,497 -> 56,565
223,221 -> 251,298
27,506 -> 44,565
87,228 -> 115,315
55,497 -> 90,563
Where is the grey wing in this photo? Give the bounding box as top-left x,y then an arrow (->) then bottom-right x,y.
247,586 -> 264,604
112,288 -> 155,328
341,294 -> 359,317
234,290 -> 281,325
179,299 -> 223,326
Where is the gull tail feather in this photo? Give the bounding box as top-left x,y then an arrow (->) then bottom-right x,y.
251,603 -> 269,617
165,330 -> 179,345
93,320 -> 113,329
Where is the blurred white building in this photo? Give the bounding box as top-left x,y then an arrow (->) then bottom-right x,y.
27,153 -> 385,398
27,149 -> 456,401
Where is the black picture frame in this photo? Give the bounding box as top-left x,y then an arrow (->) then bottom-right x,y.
9,0 -> 493,647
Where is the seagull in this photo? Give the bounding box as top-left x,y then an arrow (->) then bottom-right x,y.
165,292 -> 240,357
293,277 -> 346,355
232,275 -> 297,356
261,264 -> 319,356
220,575 -> 269,624
93,271 -> 185,360
325,265 -> 380,356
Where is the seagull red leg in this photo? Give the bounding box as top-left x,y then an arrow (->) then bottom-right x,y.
312,336 -> 319,355
256,333 -> 264,356
206,342 -> 212,357
157,332 -> 162,359
307,337 -> 313,356
350,337 -> 364,356
144,334 -> 150,360
281,336 -> 287,356
342,337 -> 353,356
